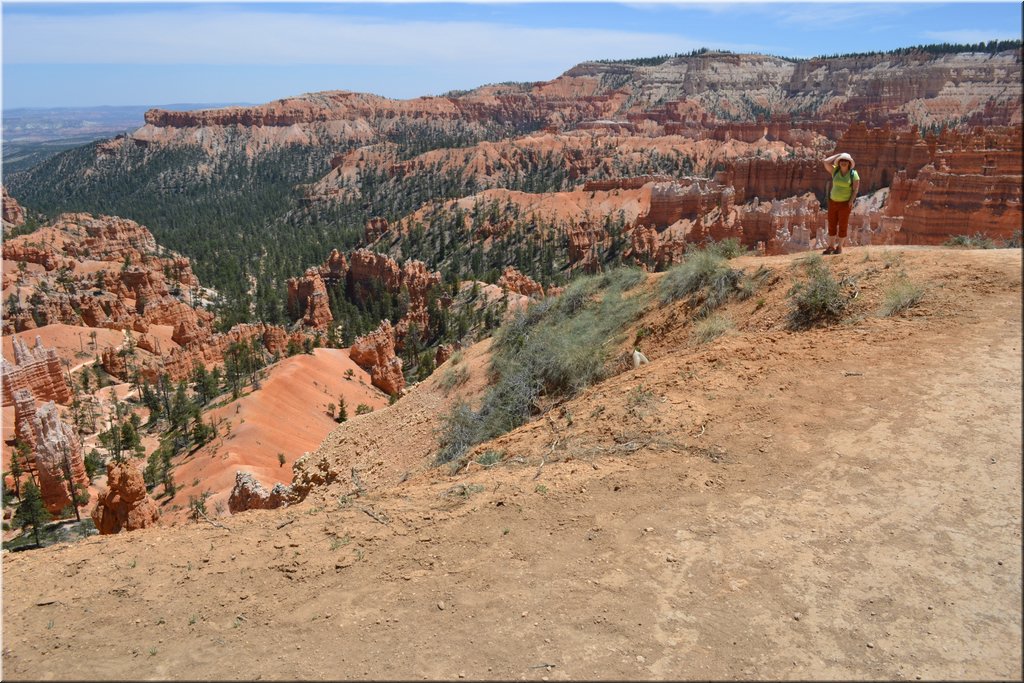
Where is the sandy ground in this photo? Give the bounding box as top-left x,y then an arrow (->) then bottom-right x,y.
1,323 -> 124,366
155,348 -> 391,524
1,246 -> 1020,680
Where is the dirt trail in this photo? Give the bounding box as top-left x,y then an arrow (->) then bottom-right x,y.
1,247 -> 1020,680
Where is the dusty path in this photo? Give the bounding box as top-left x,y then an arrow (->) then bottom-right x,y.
2,247 -> 1020,680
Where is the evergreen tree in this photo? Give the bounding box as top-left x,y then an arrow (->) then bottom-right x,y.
57,444 -> 87,522
15,480 -> 51,547
10,441 -> 29,499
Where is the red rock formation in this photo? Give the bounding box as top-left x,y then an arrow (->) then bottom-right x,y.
497,266 -> 544,298
349,319 -> 404,396
582,175 -> 672,192
1,238 -> 73,272
565,222 -> 608,273
171,318 -> 208,347
885,165 -> 1022,245
2,212 -> 211,337
434,343 -> 455,367
12,389 -> 90,515
366,217 -> 390,243
624,225 -> 687,270
156,322 -> 306,382
227,471 -> 293,513
343,248 -> 441,342
91,461 -> 160,534
2,186 -> 26,230
286,249 -> 349,329
1,336 -> 73,406
715,156 -> 823,204
55,213 -> 157,259
135,333 -> 159,354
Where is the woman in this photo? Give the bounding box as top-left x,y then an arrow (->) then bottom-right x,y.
821,152 -> 859,255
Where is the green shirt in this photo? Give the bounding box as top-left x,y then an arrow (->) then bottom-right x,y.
830,168 -> 859,202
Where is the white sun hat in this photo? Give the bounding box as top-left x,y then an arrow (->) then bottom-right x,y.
835,152 -> 855,168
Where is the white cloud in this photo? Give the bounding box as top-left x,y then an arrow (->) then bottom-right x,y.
2,7 -> 702,66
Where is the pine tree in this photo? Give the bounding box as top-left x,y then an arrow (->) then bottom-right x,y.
57,444 -> 86,522
337,397 -> 348,423
10,441 -> 29,499
15,480 -> 51,547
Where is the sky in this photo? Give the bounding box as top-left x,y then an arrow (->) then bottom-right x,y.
2,1 -> 1021,109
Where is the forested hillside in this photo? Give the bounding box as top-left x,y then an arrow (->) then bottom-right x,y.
7,43 -> 1021,331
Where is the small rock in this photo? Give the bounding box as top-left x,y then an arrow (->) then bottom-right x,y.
866,642 -> 874,649
793,612 -> 801,621
437,601 -> 445,611
636,655 -> 646,663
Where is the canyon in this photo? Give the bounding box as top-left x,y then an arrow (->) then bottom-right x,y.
1,44 -> 1021,680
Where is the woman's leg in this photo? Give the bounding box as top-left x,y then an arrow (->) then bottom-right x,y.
826,201 -> 840,252
836,201 -> 852,252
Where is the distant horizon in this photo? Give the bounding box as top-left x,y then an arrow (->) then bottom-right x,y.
2,102 -> 258,113
3,2 -> 1021,110
5,38 -> 1023,113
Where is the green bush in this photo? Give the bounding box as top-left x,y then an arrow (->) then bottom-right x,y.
787,256 -> 850,328
598,266 -> 647,292
436,266 -> 647,465
944,232 -> 997,249
703,237 -> 748,259
659,248 -> 765,318
475,450 -> 504,467
660,249 -> 731,304
880,279 -> 925,316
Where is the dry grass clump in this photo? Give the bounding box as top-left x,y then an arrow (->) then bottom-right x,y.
880,279 -> 925,316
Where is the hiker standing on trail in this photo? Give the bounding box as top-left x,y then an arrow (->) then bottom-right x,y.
821,152 -> 860,255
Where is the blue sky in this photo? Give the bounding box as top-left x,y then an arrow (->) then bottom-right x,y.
2,1 -> 1021,109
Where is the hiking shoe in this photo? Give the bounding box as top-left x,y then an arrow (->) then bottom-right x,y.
834,246 -> 843,254
823,247 -> 835,255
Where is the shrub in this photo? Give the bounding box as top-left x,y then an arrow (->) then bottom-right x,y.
787,256 -> 850,328
475,450 -> 504,467
1005,230 -> 1022,248
880,279 -> 925,316
436,266 -> 647,465
691,314 -> 733,345
704,237 -> 748,259
554,275 -> 602,317
660,248 -> 764,318
437,365 -> 470,395
599,266 -> 647,292
435,402 -> 484,465
660,249 -> 731,304
944,232 -> 997,249
355,403 -> 373,416
84,448 -> 104,480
